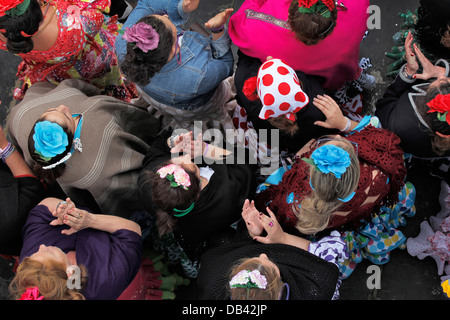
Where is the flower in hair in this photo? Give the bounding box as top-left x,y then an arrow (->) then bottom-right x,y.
123,22 -> 159,53
298,0 -> 335,11
229,270 -> 268,290
157,164 -> 191,190
427,94 -> 450,125
243,76 -> 258,101
33,121 -> 69,159
305,144 -> 351,178
19,286 -> 44,300
0,0 -> 30,17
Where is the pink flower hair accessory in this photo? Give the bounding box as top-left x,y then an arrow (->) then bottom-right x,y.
123,22 -> 159,53
19,286 -> 44,300
157,164 -> 191,190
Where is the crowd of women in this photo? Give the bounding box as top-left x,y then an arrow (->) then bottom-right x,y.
0,0 -> 449,300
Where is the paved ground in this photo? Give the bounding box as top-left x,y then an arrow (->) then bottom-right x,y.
0,0 -> 449,301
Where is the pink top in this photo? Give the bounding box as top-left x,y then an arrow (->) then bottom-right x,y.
228,0 -> 369,90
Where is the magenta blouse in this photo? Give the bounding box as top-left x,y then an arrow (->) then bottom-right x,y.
228,0 -> 369,90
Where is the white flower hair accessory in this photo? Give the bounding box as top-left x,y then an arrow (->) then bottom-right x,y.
229,270 -> 268,290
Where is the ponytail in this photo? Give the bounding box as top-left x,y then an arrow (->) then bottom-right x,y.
0,0 -> 43,54
119,15 -> 174,86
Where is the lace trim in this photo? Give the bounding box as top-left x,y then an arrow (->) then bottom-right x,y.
245,9 -> 290,30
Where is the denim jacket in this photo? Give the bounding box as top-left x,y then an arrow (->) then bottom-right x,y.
115,0 -> 234,110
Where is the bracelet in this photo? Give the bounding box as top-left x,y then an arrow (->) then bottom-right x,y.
341,117 -> 352,132
403,65 -> 414,80
210,25 -> 224,34
0,142 -> 15,163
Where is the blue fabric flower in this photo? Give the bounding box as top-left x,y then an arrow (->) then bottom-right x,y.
310,144 -> 351,178
33,121 -> 69,159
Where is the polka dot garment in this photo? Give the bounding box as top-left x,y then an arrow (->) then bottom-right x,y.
257,58 -> 309,121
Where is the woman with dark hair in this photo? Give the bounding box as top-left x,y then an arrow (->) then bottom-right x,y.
0,0 -> 138,101
115,0 -> 235,129
138,131 -> 257,277
0,125 -> 46,256
237,56 -> 336,153
376,31 -> 450,160
7,79 -> 160,218
229,0 -> 370,91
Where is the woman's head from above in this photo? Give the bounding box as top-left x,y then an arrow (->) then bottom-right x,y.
243,58 -> 309,136
420,78 -> 450,154
140,155 -> 201,235
288,0 -> 337,45
296,135 -> 360,234
28,105 -> 77,175
140,154 -> 200,217
307,136 -> 360,201
0,0 -> 44,53
120,14 -> 177,86
9,244 -> 87,300
229,254 -> 287,300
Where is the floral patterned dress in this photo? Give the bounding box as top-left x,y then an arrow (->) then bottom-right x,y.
0,0 -> 137,101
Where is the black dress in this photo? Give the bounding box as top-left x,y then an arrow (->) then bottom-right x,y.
138,133 -> 258,263
196,232 -> 340,300
375,66 -> 450,159
234,50 -> 337,153
0,163 -> 46,255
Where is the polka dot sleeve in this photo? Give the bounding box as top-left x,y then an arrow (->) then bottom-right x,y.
308,231 -> 349,266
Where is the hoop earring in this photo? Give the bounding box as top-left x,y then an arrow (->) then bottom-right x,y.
278,283 -> 290,300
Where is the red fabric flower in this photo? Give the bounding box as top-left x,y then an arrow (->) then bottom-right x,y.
242,76 -> 259,101
298,0 -> 335,11
427,94 -> 450,125
19,286 -> 44,300
0,0 -> 25,16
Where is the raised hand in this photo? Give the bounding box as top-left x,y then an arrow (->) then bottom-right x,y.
241,199 -> 264,238
204,8 -> 233,30
313,94 -> 349,130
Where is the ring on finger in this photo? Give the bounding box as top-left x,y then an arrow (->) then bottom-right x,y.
268,221 -> 274,227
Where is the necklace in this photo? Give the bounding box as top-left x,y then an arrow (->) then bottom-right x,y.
33,4 -> 55,37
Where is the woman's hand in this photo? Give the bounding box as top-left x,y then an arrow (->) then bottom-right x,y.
204,8 -> 233,30
313,95 -> 349,130
405,31 -> 446,80
59,207 -> 91,236
182,0 -> 200,13
241,199 -> 264,238
253,207 -> 287,244
404,31 -> 419,75
170,131 -> 204,158
50,197 -> 90,235
50,197 -> 76,226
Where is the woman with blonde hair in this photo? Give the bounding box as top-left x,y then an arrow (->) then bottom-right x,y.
9,196 -> 142,300
256,94 -> 407,235
196,200 -> 347,300
9,257 -> 87,300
